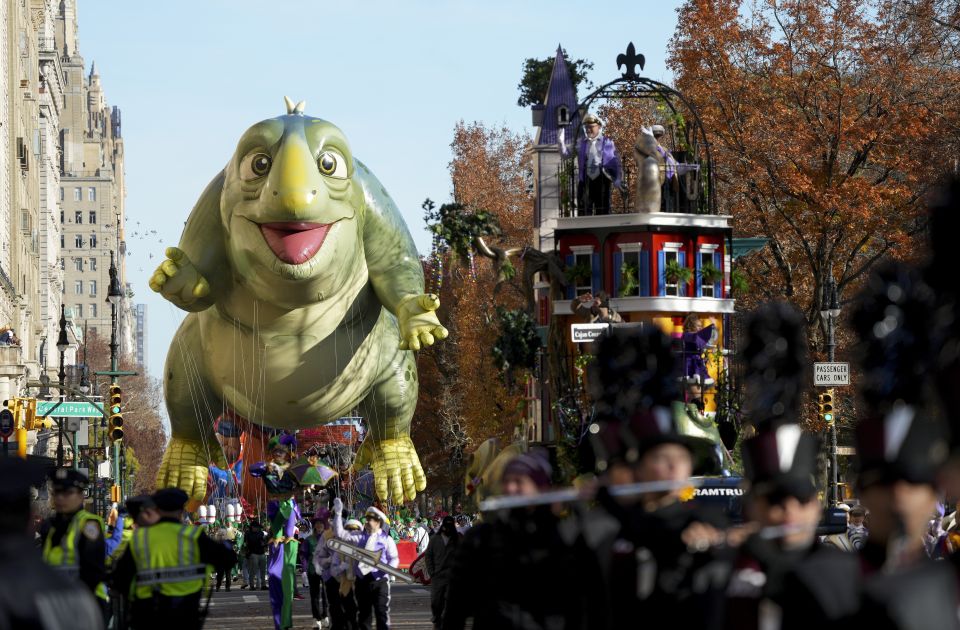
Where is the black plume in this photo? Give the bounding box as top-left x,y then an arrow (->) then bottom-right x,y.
925,179 -> 960,431
739,302 -> 809,427
588,326 -> 679,422
851,261 -> 937,414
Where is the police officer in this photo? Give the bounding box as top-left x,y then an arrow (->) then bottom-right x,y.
111,487 -> 236,630
40,468 -> 109,616
0,457 -> 104,629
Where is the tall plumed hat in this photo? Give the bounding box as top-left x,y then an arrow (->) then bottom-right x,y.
742,423 -> 819,500
925,179 -> 960,446
738,303 -> 817,498
585,327 -> 686,471
852,262 -> 947,487
739,302 -> 809,429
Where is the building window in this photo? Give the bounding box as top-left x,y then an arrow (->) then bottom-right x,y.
75,234 -> 83,248
75,211 -> 82,224
658,244 -> 687,297
557,105 -> 569,125
88,187 -> 96,201
59,188 -> 64,202
60,210 -> 64,223
60,235 -> 65,248
90,304 -> 97,318
73,187 -> 81,201
90,234 -> 97,248
89,211 -> 96,224
696,246 -> 722,299
89,257 -> 97,271
566,246 -> 597,300
74,280 -> 83,295
73,257 -> 83,272
615,244 -> 649,297
90,327 -> 97,335
59,258 -> 64,270
89,280 -> 97,296
75,304 -> 83,318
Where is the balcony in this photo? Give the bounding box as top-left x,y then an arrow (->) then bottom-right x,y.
554,295 -> 735,317
556,211 -> 732,233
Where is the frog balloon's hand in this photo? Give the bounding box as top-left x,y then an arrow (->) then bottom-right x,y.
156,438 -> 226,512
148,247 -> 211,309
353,436 -> 427,503
397,294 -> 448,351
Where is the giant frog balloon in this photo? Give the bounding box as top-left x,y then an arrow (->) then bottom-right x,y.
150,98 -> 447,505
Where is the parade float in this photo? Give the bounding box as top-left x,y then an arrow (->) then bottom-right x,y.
528,44 -> 739,483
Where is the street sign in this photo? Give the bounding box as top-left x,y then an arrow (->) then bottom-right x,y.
36,401 -> 104,418
814,362 -> 850,386
0,409 -> 13,439
571,323 -> 610,343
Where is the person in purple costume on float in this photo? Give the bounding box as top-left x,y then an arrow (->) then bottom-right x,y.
559,114 -> 623,215
332,497 -> 398,630
681,313 -> 716,388
250,432 -> 300,630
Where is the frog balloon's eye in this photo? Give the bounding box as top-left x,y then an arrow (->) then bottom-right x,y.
317,151 -> 347,179
240,152 -> 272,180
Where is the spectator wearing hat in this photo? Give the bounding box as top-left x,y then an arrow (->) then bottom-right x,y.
39,468 -> 109,616
822,503 -> 857,552
111,487 -> 237,630
332,498 -> 398,630
560,113 -> 622,215
241,520 -> 269,590
0,458 -> 105,629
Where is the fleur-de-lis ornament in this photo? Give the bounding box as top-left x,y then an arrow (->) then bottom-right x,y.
617,42 -> 646,80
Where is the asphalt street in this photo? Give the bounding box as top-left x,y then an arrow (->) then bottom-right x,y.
203,580 -> 433,629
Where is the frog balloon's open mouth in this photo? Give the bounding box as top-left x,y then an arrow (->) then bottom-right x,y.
259,222 -> 331,265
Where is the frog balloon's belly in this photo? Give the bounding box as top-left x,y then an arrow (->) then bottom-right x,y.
200,308 -> 397,429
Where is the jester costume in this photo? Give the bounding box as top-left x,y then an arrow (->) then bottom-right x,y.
251,433 -> 301,630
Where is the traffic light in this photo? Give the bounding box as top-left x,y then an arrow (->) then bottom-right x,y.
108,384 -> 123,441
110,484 -> 121,503
818,388 -> 835,424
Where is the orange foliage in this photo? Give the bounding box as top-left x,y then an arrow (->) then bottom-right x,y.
412,122 -> 534,496
668,0 -> 960,353
82,331 -> 167,494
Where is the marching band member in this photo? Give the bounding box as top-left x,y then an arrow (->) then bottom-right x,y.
331,498 -> 398,630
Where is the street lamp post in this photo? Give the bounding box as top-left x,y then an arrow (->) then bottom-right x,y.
107,251 -> 124,500
819,273 -> 841,506
55,304 -> 69,468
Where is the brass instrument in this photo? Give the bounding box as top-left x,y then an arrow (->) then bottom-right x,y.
325,538 -> 414,584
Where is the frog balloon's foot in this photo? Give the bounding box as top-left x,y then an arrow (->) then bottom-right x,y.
156,438 -> 223,511
353,436 -> 427,503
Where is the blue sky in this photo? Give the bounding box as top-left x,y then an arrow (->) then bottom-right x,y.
76,0 -> 683,385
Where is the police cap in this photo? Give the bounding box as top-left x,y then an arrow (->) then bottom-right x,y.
0,457 -> 46,502
49,467 -> 89,491
152,487 -> 189,511
125,494 -> 155,520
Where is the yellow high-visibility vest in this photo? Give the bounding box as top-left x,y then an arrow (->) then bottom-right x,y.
42,509 -> 109,601
129,522 -> 208,599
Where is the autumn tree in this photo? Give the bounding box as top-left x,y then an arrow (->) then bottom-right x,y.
411,122 -> 534,500
81,331 -> 167,494
669,0 -> 960,350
